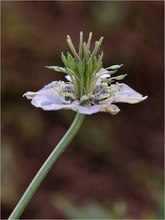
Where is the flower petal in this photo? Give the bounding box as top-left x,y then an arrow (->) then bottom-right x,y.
100,104 -> 120,115
24,81 -> 78,111
66,68 -> 110,84
108,83 -> 148,104
32,92 -> 79,111
65,75 -> 72,82
23,91 -> 36,99
23,81 -> 60,100
76,103 -> 120,115
96,68 -> 110,78
77,104 -> 103,115
95,68 -> 110,84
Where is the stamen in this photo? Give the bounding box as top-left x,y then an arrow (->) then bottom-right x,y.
67,35 -> 81,61
61,52 -> 68,67
79,31 -> 83,59
91,36 -> 104,58
62,84 -> 74,93
94,83 -> 110,101
60,83 -> 76,104
83,42 -> 87,61
45,66 -> 66,73
94,83 -> 108,94
86,32 -> 92,52
106,64 -> 123,70
110,74 -> 127,81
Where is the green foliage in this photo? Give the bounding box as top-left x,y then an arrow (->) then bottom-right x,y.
52,195 -> 164,219
52,195 -> 151,219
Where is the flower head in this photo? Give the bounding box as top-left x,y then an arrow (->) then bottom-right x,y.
24,32 -> 147,115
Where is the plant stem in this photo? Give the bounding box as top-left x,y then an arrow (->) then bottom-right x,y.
9,113 -> 85,220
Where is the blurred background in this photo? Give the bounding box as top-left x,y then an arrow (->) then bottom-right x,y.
1,1 -> 164,219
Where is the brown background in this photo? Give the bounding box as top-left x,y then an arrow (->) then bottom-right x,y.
2,1 -> 164,219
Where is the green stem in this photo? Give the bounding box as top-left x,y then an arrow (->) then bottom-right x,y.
9,113 -> 85,220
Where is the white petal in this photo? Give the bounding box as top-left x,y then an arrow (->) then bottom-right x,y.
96,68 -> 110,78
31,90 -> 78,111
41,81 -> 65,91
65,75 -> 72,82
23,81 -> 60,99
77,103 -> 120,115
96,68 -> 109,77
24,81 -> 78,111
23,92 -> 36,99
95,68 -> 110,84
108,83 -> 148,104
77,105 -> 103,115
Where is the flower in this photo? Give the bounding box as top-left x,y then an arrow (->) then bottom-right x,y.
23,32 -> 147,115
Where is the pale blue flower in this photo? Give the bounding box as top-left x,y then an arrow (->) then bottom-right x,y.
23,69 -> 147,115
23,33 -> 147,115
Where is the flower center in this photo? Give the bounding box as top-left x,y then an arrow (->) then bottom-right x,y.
61,32 -> 104,98
47,32 -> 125,104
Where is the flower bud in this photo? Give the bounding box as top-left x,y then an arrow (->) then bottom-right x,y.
107,64 -> 123,70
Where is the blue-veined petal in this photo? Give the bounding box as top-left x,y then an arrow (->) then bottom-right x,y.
23,81 -> 78,111
77,103 -> 120,115
107,83 -> 148,104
